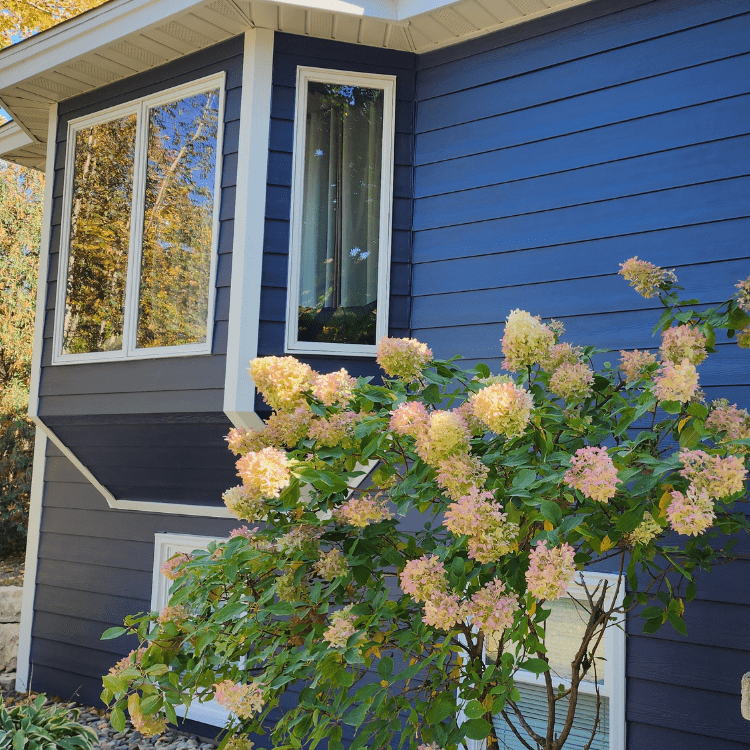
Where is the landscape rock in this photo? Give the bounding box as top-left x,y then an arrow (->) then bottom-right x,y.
0,622 -> 19,671
0,586 -> 22,623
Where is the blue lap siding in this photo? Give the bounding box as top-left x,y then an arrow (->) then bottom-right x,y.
413,0 -> 750,747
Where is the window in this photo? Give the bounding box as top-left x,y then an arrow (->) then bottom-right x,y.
286,67 -> 396,356
463,573 -> 625,750
152,532 -> 229,727
53,74 -> 225,363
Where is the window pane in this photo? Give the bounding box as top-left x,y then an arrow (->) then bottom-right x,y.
63,114 -> 136,354
297,82 -> 384,346
136,89 -> 220,349
493,683 -> 609,750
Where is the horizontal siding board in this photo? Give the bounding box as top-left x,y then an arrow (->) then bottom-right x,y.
415,54 -> 750,166
418,0 -> 749,94
627,722 -> 750,750
37,558 -> 151,600
33,611 -> 141,655
69,444 -> 235,471
416,13 -> 750,133
412,218 -> 750,297
33,583 -> 148,622
412,175 -> 750,264
413,135 -> 750,231
38,533 -> 154,570
415,94 -> 750,198
27,663 -> 111,706
33,638 -> 135,680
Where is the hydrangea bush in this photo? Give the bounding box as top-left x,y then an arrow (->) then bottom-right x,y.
102,261 -> 750,750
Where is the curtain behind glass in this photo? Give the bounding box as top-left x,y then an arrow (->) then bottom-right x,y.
298,82 -> 383,345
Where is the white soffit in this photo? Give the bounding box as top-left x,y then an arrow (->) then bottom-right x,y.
0,0 -> 594,169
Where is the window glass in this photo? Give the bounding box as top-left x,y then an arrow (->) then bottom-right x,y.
137,89 -> 220,349
297,82 -> 384,346
62,114 -> 137,354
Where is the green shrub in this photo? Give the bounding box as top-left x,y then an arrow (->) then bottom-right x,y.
0,694 -> 97,750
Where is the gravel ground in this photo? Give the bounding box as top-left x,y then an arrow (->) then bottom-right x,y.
0,689 -> 220,749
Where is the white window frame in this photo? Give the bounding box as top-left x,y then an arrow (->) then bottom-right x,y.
152,532 -> 230,727
460,571 -> 626,750
53,73 -> 226,365
285,66 -> 396,358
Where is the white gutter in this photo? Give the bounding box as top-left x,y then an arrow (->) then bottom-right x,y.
0,120 -> 34,155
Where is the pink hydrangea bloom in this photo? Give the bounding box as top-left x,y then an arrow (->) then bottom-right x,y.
323,607 -> 358,649
416,410 -> 470,466
376,337 -> 432,381
157,605 -> 190,626
619,350 -> 657,383
160,553 -> 193,580
422,590 -> 467,631
467,578 -> 519,634
313,548 -> 349,581
308,411 -> 360,448
652,360 -> 699,403
455,399 -> 485,435
501,309 -> 555,371
468,525 -> 520,565
444,488 -> 499,536
399,555 -> 448,603
390,401 -> 430,439
549,361 -> 594,402
313,368 -> 357,406
525,541 -> 576,601
705,401 -> 750,450
226,426 -> 267,455
277,525 -> 320,556
108,647 -> 147,677
236,446 -> 291,501
223,485 -> 266,522
660,326 -> 707,365
619,257 -> 677,298
418,744 -> 443,750
335,493 -> 393,527
564,446 -> 619,503
542,342 -> 583,371
667,487 -> 715,536
249,356 -> 315,412
736,276 -> 750,312
129,707 -> 167,738
214,680 -> 266,719
229,525 -> 259,540
679,449 -> 747,499
470,381 -> 533,438
264,407 -> 313,448
435,454 -> 489,501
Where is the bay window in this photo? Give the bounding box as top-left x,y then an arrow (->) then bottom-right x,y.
286,67 -> 396,356
53,74 -> 225,363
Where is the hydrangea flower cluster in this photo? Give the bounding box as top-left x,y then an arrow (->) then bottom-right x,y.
679,449 -> 747,499
416,410 -> 470,465
422,591 -> 467,631
263,407 -> 313,448
313,368 -> 357,406
470,381 -> 533,438
706,400 -> 750,451
108,647 -> 147,677
652,360 -> 699,403
501,309 -> 555,371
225,738 -> 255,750
736,276 -> 750,312
235,447 -> 291,503
214,679 -> 266,719
564,446 -> 619,503
313,548 -> 349,580
323,607 -> 358,649
157,605 -> 190,626
525,541 -> 576,601
549,361 -> 594,403
376,337 -> 433,381
434,454 -> 489,501
129,707 -> 167,738
619,350 -> 657,383
467,578 -> 519,635
660,326 -> 707,365
543,342 -> 582,371
277,525 -> 320,556
308,411 -> 360,448
228,525 -> 258,540
160,553 -> 192,580
334,493 -> 393,527
619,257 -> 677,298
418,744 -> 443,750
399,555 -> 448,603
623,515 -> 662,547
222,485 -> 266,522
226,426 -> 268,455
389,401 -> 429,439
667,486 -> 715,536
250,356 -> 314,412
739,326 -> 750,349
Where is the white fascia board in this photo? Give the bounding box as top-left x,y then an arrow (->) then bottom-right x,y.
0,120 -> 34,155
274,0 -> 397,18
223,28 -> 273,432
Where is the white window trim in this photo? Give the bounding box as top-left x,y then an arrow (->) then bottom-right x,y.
152,532 -> 230,727
285,66 -> 396,358
460,571 -> 626,750
52,72 -> 226,365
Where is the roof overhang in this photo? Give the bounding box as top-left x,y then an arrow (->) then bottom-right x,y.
0,0 -> 595,170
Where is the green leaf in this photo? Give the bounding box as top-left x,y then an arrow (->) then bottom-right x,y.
267,601 -> 295,616
687,402 -> 708,419
102,675 -> 126,694
679,423 -> 700,449
639,606 -> 663,620
423,384 -> 441,404
110,706 -> 126,734
100,626 -> 128,640
463,699 -> 485,720
615,508 -> 644,533
212,602 -> 246,623
342,702 -> 368,727
667,612 -> 688,636
12,730 -> 26,750
642,618 -> 662,634
539,501 -> 562,527
519,658 -> 549,675
377,656 -> 394,680
462,718 -> 493,740
426,692 -> 455,724
660,400 -> 682,415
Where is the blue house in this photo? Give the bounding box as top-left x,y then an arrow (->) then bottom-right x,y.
0,0 -> 748,746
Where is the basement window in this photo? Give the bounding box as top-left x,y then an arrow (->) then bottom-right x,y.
53,74 -> 225,364
286,67 -> 396,357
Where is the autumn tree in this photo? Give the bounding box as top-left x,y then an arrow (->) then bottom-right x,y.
0,0 -> 106,48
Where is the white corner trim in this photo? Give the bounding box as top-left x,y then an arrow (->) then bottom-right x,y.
223,28 -> 274,432
0,119 -> 34,156
15,428 -> 47,693
27,102 -> 57,421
